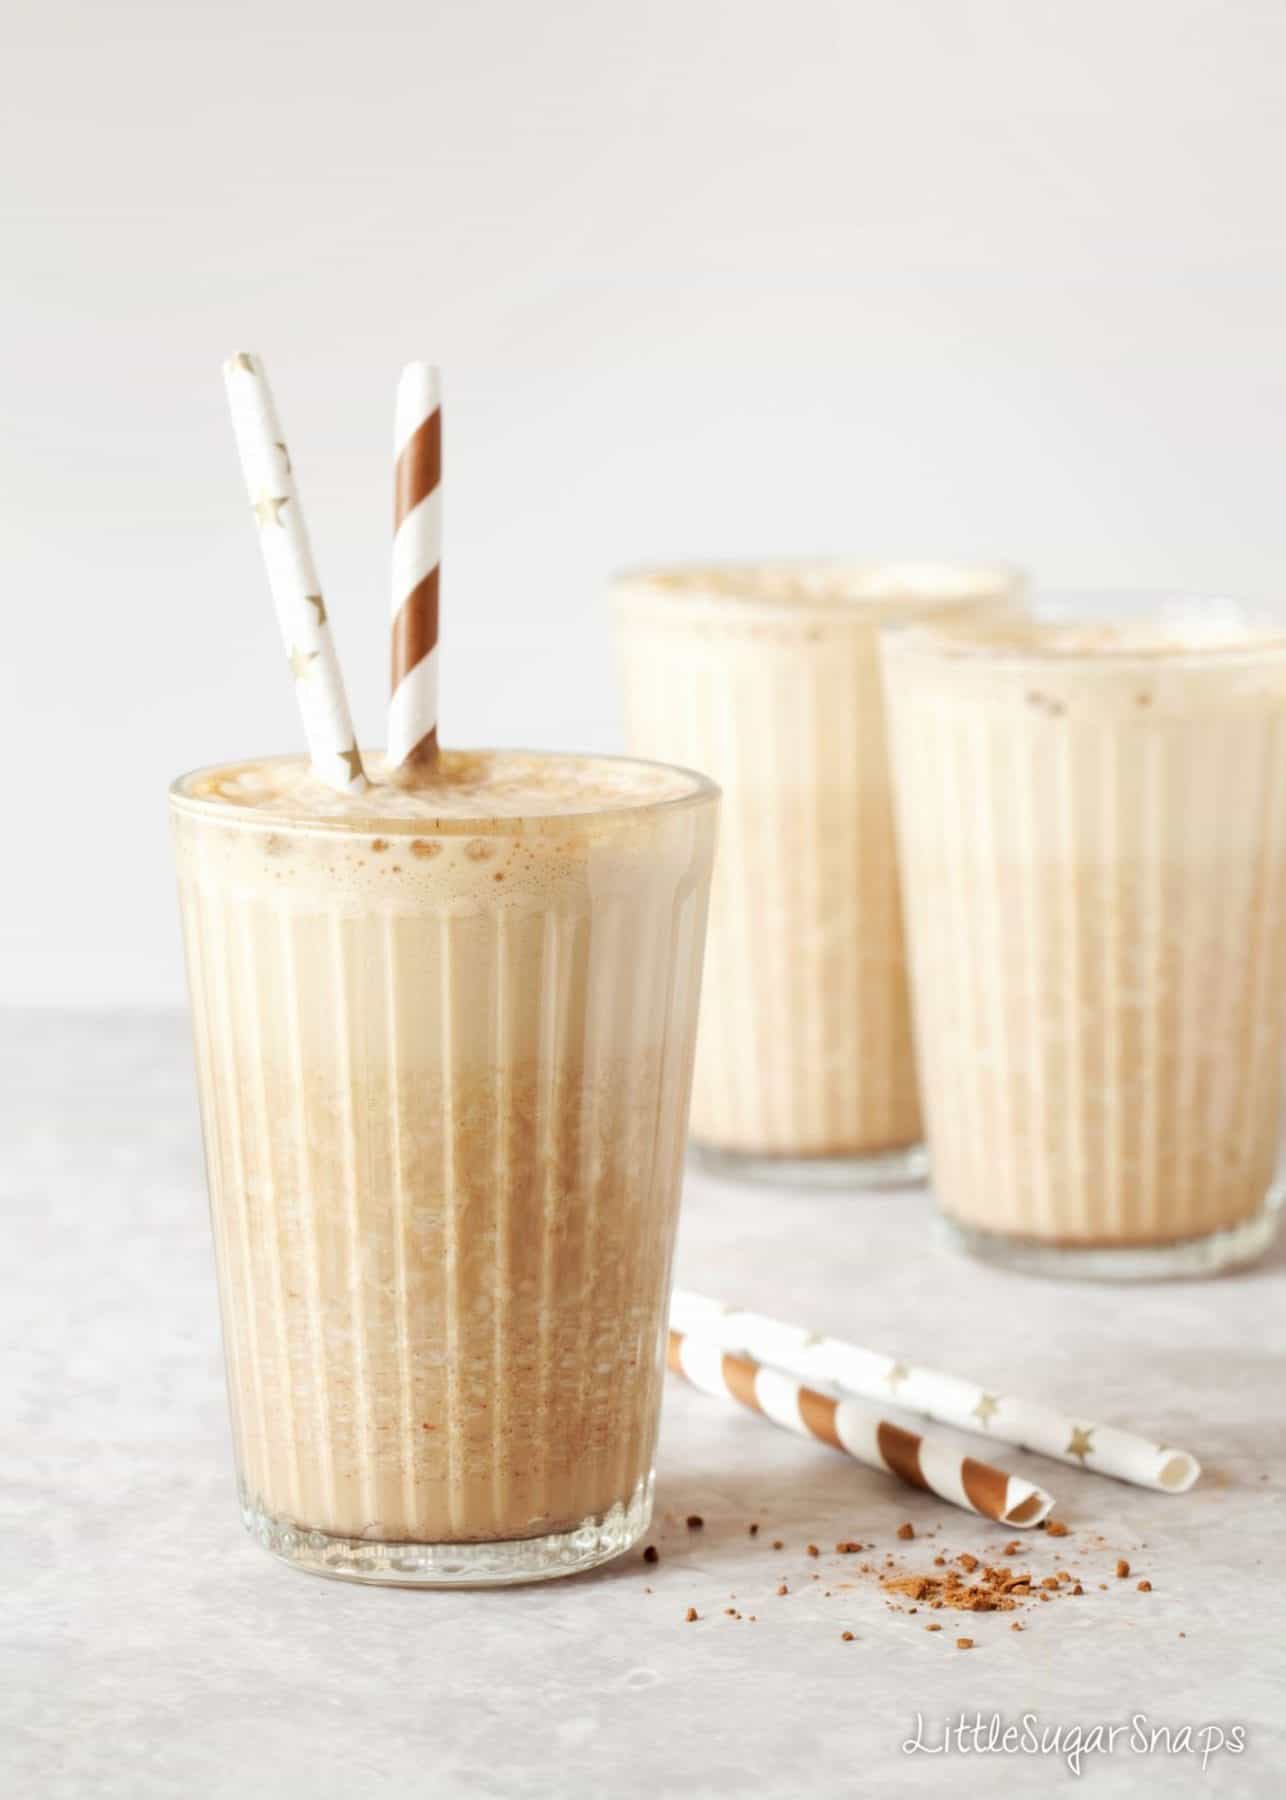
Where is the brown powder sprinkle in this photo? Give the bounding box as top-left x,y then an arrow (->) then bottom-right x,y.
841,1631 -> 855,1642
836,1541 -> 862,1554
748,1523 -> 760,1537
1003,1540 -> 1022,1556
956,1638 -> 974,1650
896,1522 -> 915,1540
776,1583 -> 788,1597
932,1555 -> 946,1567
684,1607 -> 698,1623
1011,1621 -> 1023,1632
807,1544 -> 820,1558
643,1545 -> 659,1564
1045,1519 -> 1069,1538
958,1553 -> 979,1572
772,1539 -> 784,1550
1137,1580 -> 1152,1592
1072,1584 -> 1084,1595
686,1515 -> 705,1531
1115,1560 -> 1130,1579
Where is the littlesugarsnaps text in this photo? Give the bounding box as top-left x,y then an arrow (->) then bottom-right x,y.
903,1712 -> 1246,1777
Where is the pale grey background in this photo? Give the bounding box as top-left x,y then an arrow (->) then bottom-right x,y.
4,0 -> 1286,1007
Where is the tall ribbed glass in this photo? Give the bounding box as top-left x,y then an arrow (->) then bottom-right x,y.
882,601 -> 1286,1278
171,751 -> 717,1583
614,562 -> 1023,1186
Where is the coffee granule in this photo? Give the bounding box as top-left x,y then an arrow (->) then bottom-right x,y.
956,1638 -> 974,1650
958,1553 -> 979,1572
1137,1579 -> 1152,1592
807,1544 -> 820,1557
1045,1519 -> 1069,1538
836,1541 -> 862,1554
748,1523 -> 760,1537
841,1631 -> 855,1642
686,1515 -> 704,1531
643,1545 -> 659,1564
772,1539 -> 784,1550
776,1583 -> 788,1596
896,1521 -> 915,1540
684,1607 -> 698,1622
1115,1560 -> 1130,1579
925,1623 -> 941,1632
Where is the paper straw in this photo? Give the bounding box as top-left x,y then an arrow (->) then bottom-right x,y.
387,362 -> 442,775
671,1292 -> 1200,1495
222,353 -> 366,794
668,1330 -> 1054,1527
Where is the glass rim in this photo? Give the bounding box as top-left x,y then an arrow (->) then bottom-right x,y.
880,591 -> 1286,670
168,747 -> 721,838
610,557 -> 1026,618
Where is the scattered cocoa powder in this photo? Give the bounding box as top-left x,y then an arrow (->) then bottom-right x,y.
772,1540 -> 784,1550
748,1523 -> 759,1537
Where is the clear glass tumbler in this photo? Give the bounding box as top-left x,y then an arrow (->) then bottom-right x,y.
882,597 -> 1286,1278
171,750 -> 717,1583
615,561 -> 1023,1188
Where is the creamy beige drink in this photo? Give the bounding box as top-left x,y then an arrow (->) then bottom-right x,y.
171,749 -> 717,1582
615,562 -> 1022,1182
882,602 -> 1286,1277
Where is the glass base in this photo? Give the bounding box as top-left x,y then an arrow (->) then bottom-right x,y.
939,1195 -> 1282,1282
240,1473 -> 654,1588
689,1138 -> 928,1191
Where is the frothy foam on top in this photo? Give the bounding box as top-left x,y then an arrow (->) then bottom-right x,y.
888,602 -> 1286,661
618,560 -> 1019,612
175,750 -> 704,829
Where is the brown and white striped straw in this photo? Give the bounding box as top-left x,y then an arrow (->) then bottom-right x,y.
222,353 -> 366,794
671,1291 -> 1200,1495
387,361 -> 442,775
668,1329 -> 1054,1528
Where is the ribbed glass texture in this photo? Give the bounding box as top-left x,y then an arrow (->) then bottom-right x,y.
171,758 -> 716,1582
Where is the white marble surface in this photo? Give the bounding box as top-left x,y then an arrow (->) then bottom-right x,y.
5,1010 -> 1284,1799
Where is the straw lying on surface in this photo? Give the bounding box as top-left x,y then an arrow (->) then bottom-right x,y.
387,361 -> 442,776
222,353 -> 366,793
671,1292 -> 1200,1495
668,1330 -> 1055,1528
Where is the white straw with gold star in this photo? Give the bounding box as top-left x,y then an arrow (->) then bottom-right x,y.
668,1330 -> 1055,1527
222,352 -> 366,793
670,1292 -> 1200,1495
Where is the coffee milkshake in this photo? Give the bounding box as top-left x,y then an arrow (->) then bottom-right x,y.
615,562 -> 1022,1183
882,603 -> 1286,1276
172,749 -> 717,1581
